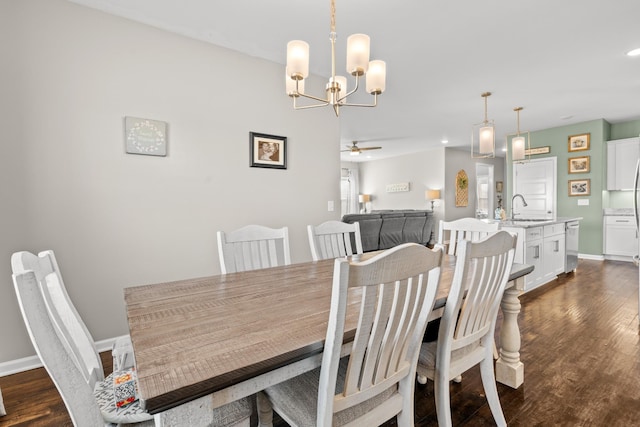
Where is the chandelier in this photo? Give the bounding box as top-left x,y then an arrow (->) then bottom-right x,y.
285,0 -> 386,117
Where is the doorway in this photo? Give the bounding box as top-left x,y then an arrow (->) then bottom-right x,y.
513,157 -> 557,219
476,163 -> 494,219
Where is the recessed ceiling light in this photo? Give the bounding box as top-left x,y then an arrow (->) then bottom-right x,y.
560,115 -> 573,120
627,48 -> 640,57
441,139 -> 448,144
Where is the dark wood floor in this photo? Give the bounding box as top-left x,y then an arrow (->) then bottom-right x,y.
1,259 -> 638,426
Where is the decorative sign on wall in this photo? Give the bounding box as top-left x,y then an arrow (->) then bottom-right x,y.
124,116 -> 168,156
386,182 -> 410,193
525,146 -> 551,155
455,169 -> 468,207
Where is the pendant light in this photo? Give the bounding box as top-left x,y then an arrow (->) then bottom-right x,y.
471,92 -> 495,158
510,107 -> 531,163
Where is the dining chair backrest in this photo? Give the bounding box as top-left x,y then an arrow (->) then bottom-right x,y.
217,225 -> 291,274
421,230 -> 516,426
437,218 -> 499,255
11,251 -> 105,387
318,243 -> 443,426
307,220 -> 363,261
12,270 -> 108,426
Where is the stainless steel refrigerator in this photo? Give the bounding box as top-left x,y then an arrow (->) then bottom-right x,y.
634,154 -> 640,324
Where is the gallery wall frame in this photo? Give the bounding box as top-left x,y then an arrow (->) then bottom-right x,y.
568,133 -> 590,152
568,156 -> 590,174
568,178 -> 590,196
249,132 -> 287,169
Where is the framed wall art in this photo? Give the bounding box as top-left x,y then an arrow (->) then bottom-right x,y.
568,156 -> 590,174
568,178 -> 590,196
568,133 -> 590,152
250,132 -> 287,169
124,116 -> 167,156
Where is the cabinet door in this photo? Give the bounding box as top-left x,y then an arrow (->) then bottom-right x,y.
607,138 -> 639,190
544,234 -> 565,276
524,239 -> 544,290
604,217 -> 638,256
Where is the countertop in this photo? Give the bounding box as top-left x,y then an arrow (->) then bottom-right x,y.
603,208 -> 634,216
497,217 -> 583,229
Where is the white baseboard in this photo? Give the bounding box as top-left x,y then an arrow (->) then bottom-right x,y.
579,253 -> 605,261
0,335 -> 127,377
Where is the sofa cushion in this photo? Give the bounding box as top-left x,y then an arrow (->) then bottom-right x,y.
403,215 -> 428,244
342,211 -> 434,252
379,213 -> 406,250
341,214 -> 383,252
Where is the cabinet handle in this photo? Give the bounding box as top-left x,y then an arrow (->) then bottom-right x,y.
554,240 -> 559,252
534,246 -> 540,259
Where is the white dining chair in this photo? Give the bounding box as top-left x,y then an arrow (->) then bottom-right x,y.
437,217 -> 499,256
217,225 -> 291,273
259,243 -> 443,427
307,220 -> 363,261
11,250 -> 134,377
416,231 -> 516,427
11,250 -> 252,427
0,386 -> 5,416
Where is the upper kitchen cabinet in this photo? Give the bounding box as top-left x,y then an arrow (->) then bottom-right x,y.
607,137 -> 639,191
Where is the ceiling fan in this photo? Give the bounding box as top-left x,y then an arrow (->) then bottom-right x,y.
341,141 -> 382,156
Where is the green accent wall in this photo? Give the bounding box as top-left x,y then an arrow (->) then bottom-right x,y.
507,119 -> 607,256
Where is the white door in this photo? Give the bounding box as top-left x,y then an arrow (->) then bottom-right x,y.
513,157 -> 557,219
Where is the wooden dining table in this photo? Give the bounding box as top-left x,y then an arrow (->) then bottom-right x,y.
124,252 -> 533,423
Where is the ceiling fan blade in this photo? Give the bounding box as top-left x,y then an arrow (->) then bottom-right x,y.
357,146 -> 382,151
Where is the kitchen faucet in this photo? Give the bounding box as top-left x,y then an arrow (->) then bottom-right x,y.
511,194 -> 528,220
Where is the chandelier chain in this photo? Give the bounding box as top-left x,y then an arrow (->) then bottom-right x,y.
330,0 -> 336,34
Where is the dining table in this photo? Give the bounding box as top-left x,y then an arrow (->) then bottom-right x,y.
124,251 -> 533,425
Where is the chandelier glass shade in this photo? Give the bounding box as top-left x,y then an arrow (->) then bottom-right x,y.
285,0 -> 386,116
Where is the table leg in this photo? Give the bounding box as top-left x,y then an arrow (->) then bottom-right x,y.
496,286 -> 524,388
257,392 -> 273,427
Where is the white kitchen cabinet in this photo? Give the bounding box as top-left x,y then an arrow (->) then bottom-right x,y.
522,228 -> 544,289
607,137 -> 639,191
603,215 -> 637,259
502,223 -> 566,292
543,224 -> 566,278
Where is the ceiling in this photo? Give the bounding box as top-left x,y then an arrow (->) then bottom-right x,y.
70,0 -> 640,162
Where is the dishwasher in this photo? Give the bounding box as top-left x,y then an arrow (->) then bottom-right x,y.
565,220 -> 580,273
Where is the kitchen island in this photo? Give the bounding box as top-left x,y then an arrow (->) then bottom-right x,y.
500,217 -> 582,292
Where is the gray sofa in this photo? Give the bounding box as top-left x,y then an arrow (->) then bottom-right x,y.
341,210 -> 434,252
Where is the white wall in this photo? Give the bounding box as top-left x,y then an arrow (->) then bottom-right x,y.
358,147 -> 505,226
443,148 -> 504,221
359,148 -> 446,212
0,0 -> 340,364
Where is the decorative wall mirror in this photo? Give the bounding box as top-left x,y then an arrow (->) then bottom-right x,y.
476,163 -> 494,219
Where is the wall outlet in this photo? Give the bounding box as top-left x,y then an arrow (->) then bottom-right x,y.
327,200 -> 334,212
577,199 -> 589,206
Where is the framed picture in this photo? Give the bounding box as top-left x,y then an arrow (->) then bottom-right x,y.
568,179 -> 590,196
568,156 -> 590,174
124,116 -> 168,156
250,132 -> 287,169
568,133 -> 590,152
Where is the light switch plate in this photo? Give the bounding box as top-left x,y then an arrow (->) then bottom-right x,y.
327,201 -> 334,211
577,199 -> 589,206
